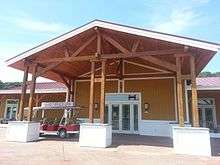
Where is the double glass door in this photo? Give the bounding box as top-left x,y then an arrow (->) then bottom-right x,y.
105,103 -> 139,133
5,100 -> 19,120
198,107 -> 216,130
198,98 -> 217,131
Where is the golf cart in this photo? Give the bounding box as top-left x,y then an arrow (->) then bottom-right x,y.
32,102 -> 81,138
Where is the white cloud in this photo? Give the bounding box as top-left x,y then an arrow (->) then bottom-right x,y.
153,8 -> 200,34
149,0 -> 211,34
13,17 -> 70,33
0,42 -> 52,82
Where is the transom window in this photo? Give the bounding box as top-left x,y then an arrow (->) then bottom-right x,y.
198,98 -> 215,106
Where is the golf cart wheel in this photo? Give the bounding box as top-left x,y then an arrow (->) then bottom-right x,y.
58,129 -> 67,138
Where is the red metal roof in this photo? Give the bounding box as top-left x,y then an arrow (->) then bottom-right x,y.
10,82 -> 66,90
197,77 -> 220,88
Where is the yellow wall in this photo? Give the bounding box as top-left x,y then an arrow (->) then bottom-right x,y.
0,94 -> 21,118
75,80 -> 118,118
75,78 -> 176,121
0,78 -> 176,122
0,93 -> 66,121
124,78 -> 176,120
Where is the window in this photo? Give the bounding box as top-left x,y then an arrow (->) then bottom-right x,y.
198,98 -> 215,106
5,99 -> 19,121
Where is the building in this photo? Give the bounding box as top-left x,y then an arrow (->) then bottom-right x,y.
3,20 -> 220,155
1,77 -> 220,137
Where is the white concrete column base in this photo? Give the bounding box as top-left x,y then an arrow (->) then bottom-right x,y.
6,121 -> 40,142
173,126 -> 211,156
0,124 -> 8,140
79,123 -> 112,148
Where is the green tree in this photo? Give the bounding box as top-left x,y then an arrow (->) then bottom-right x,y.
199,71 -> 220,77
0,80 -> 5,89
0,81 -> 22,89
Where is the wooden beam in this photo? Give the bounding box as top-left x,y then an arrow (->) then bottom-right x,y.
72,35 -> 97,57
65,48 -> 71,57
70,79 -> 75,102
35,55 -> 95,64
176,57 -> 184,127
102,49 -> 185,59
65,79 -> 71,102
18,65 -> 29,121
117,59 -> 123,79
141,56 -> 177,72
36,35 -> 96,76
89,61 -> 95,123
36,62 -> 62,77
132,40 -> 140,52
190,55 -> 199,127
27,64 -> 37,121
36,49 -> 185,64
100,60 -> 106,124
94,77 -> 101,82
181,74 -> 191,80
59,74 -> 71,90
96,29 -> 101,55
102,34 -> 130,54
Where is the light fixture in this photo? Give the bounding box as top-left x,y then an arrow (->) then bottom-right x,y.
144,103 -> 150,113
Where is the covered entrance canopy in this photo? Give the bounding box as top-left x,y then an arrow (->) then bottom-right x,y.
6,20 -> 220,127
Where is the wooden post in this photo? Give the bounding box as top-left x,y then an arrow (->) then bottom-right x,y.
69,79 -> 75,102
100,60 -> 106,123
65,86 -> 71,102
176,57 -> 184,127
18,66 -> 29,121
27,64 -> 37,121
33,94 -> 39,119
190,55 -> 199,127
89,61 -> 95,123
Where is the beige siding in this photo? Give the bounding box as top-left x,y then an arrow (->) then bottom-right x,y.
75,80 -> 118,118
0,93 -> 66,121
124,79 -> 176,120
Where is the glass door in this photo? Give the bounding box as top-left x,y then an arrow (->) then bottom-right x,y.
112,104 -> 120,131
104,105 -> 109,124
204,108 -> 215,130
133,104 -> 139,132
105,102 -> 139,133
5,100 -> 18,120
198,107 -> 216,130
122,104 -> 130,131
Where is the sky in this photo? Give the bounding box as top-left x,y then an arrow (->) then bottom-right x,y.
0,0 -> 220,82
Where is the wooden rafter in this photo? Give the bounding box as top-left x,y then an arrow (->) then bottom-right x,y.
140,56 -> 177,72
64,48 -> 71,57
36,35 -> 96,77
102,34 -> 130,54
132,40 -> 140,52
123,60 -> 171,74
72,35 -> 97,57
36,63 -> 62,77
57,74 -> 71,89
